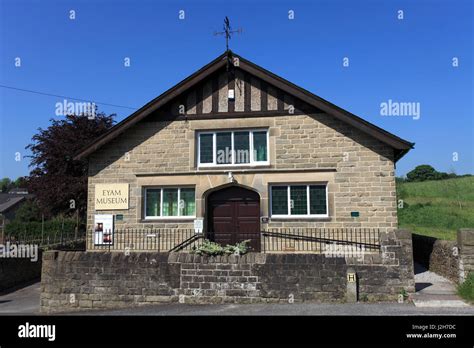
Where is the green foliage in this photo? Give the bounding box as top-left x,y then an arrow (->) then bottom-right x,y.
191,239 -> 251,256
0,177 -> 28,193
457,273 -> 474,303
397,177 -> 474,240
406,165 -> 454,182
223,240 -> 251,255
13,200 -> 42,223
0,178 -> 12,193
399,288 -> 409,300
395,177 -> 406,184
191,240 -> 224,256
396,181 -> 408,201
5,216 -> 80,239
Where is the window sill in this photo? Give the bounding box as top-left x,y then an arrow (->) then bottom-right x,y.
269,217 -> 331,222
197,163 -> 270,170
141,217 -> 196,223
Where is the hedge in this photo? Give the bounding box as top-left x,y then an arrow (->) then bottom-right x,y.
4,219 -> 84,239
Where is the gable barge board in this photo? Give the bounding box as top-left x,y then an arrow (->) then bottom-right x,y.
74,53 -> 228,160
238,58 -> 413,152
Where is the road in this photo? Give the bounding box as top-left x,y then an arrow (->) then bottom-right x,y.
0,282 -> 41,315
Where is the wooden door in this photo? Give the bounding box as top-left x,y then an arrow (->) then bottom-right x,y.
207,186 -> 261,251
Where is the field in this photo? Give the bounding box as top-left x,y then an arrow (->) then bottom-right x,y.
397,177 -> 474,240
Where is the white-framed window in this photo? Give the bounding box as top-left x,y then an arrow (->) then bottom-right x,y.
144,187 -> 196,219
270,184 -> 328,218
197,129 -> 269,167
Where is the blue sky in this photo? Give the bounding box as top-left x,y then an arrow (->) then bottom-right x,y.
0,0 -> 472,179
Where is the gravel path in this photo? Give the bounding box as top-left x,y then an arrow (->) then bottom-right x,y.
414,263 -> 455,284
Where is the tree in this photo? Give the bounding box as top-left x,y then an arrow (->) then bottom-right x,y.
26,112 -> 115,218
0,177 -> 29,192
14,176 -> 28,189
406,165 -> 449,182
13,199 -> 42,223
0,178 -> 12,192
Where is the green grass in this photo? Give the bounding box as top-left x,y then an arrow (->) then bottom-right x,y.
457,273 -> 474,303
397,177 -> 474,240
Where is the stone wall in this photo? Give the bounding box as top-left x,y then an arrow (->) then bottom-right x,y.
0,254 -> 42,292
458,229 -> 474,282
87,113 -> 396,233
412,229 -> 474,283
412,234 -> 458,283
40,230 -> 414,312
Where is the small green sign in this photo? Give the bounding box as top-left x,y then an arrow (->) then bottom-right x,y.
350,211 -> 360,218
115,214 -> 124,221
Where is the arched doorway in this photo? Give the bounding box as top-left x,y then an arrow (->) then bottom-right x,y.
207,185 -> 261,252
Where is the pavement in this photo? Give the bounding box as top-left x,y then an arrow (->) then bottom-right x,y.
412,263 -> 470,308
0,282 -> 41,314
0,263 -> 471,316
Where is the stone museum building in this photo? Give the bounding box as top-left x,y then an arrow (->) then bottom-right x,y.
39,51 -> 419,311
74,51 -> 414,252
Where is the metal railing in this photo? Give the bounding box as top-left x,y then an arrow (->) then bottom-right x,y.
262,228 -> 381,253
2,230 -> 86,249
87,228 -> 381,254
89,228 -> 197,252
88,229 -> 260,252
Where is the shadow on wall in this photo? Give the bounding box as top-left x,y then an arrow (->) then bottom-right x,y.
412,233 -> 458,283
412,234 -> 437,270
0,255 -> 42,294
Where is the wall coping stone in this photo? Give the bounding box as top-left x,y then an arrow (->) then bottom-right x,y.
458,229 -> 474,248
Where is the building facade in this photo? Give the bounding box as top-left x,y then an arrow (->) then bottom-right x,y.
75,51 -> 413,251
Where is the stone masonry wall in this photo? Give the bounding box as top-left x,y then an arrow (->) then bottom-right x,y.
40,230 -> 414,312
87,112 -> 396,232
458,229 -> 474,282
412,234 -> 459,283
412,229 -> 474,283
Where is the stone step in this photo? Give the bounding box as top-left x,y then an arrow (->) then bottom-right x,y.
413,299 -> 470,308
414,293 -> 460,300
413,293 -> 470,307
416,289 -> 458,295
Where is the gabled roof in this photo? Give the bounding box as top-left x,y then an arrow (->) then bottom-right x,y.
74,51 -> 414,162
0,194 -> 25,214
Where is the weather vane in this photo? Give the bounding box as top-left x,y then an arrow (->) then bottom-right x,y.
214,17 -> 242,52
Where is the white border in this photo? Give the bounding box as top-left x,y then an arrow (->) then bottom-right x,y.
197,128 -> 270,168
144,187 -> 196,220
269,183 -> 329,219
